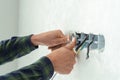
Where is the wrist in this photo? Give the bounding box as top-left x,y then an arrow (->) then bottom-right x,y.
31,34 -> 45,46
46,54 -> 57,72
39,56 -> 54,79
31,34 -> 38,46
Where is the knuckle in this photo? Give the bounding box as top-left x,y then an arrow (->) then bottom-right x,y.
66,70 -> 72,74
70,58 -> 76,65
64,65 -> 73,74
57,29 -> 62,33
73,60 -> 76,65
74,60 -> 76,64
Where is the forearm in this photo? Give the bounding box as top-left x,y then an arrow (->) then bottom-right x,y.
0,35 -> 38,65
0,57 -> 54,80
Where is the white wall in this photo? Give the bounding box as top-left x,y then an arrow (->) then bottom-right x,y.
0,0 -> 19,75
19,0 -> 120,80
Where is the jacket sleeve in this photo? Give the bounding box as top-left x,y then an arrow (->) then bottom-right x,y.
0,56 -> 54,80
0,35 -> 38,65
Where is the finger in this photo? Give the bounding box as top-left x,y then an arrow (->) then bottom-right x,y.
48,45 -> 62,51
72,51 -> 76,57
56,30 -> 65,38
49,37 -> 67,47
72,57 -> 76,65
48,43 -> 66,51
65,38 -> 76,50
48,43 -> 66,49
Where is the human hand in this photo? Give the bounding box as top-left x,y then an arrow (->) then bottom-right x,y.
47,38 -> 76,74
31,30 -> 67,47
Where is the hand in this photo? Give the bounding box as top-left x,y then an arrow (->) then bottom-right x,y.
31,30 -> 67,47
47,38 -> 76,74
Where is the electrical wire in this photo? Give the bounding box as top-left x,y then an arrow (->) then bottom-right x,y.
75,35 -> 89,52
86,35 -> 95,59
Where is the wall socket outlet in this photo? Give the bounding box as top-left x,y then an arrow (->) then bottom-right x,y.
69,32 -> 105,59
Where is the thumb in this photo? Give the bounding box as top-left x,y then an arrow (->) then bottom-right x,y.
65,37 -> 76,50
